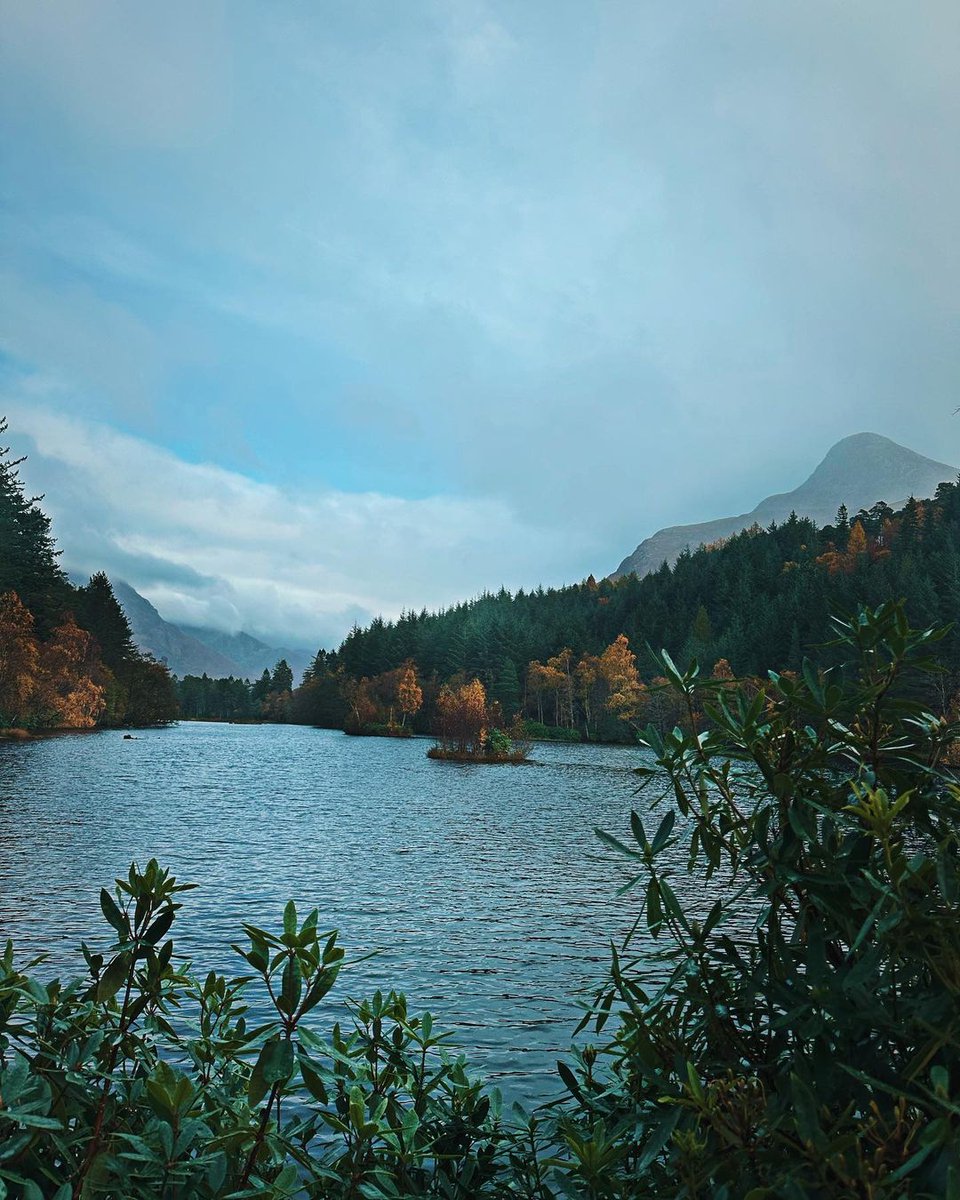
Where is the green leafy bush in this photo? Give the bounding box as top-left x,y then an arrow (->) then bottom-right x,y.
576,602 -> 960,1197
1,602 -> 957,1198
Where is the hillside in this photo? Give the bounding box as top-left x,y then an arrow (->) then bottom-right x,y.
611,432 -> 957,579
110,581 -> 240,678
111,580 -> 312,680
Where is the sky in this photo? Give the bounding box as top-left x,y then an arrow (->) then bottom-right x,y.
2,1 -> 958,648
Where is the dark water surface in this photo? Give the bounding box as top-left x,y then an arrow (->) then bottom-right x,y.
0,724 -> 708,1103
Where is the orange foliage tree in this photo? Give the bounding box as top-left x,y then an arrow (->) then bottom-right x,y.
526,661 -> 550,723
573,653 -> 604,735
434,678 -> 489,755
0,591 -> 39,725
546,648 -> 575,726
816,519 -> 879,575
574,635 -> 647,737
35,616 -> 105,728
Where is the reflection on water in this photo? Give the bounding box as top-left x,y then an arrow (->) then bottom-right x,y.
0,723 -> 733,1104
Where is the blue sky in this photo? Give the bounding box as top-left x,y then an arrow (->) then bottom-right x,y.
2,1 -> 958,646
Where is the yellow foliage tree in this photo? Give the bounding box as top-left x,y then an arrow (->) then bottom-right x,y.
397,662 -> 423,728
545,648 -> 575,727
599,634 -> 646,721
847,519 -> 869,558
574,653 -> 604,735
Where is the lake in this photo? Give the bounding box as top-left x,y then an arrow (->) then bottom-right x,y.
0,723 -> 721,1105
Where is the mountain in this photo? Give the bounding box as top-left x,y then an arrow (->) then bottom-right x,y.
179,625 -> 312,682
111,581 -> 242,678
110,580 -> 312,680
611,433 -> 958,580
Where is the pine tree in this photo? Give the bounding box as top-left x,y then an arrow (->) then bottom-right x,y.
75,573 -> 137,669
271,660 -> 294,693
0,418 -> 71,634
491,658 -> 521,719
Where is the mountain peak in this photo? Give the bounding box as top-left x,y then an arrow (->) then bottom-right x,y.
610,434 -> 957,580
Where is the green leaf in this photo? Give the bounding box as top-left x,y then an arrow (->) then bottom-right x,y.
144,907 -> 175,946
790,1072 -> 825,1150
651,810 -> 675,854
594,828 -> 641,859
248,1036 -> 294,1104
283,900 -> 297,938
99,889 -> 127,935
279,955 -> 302,1016
298,1052 -> 328,1104
556,1060 -> 583,1101
96,954 -> 130,1003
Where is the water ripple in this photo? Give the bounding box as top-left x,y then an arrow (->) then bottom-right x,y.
0,724 -> 733,1103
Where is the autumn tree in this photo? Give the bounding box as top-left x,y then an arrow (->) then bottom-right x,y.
526,661 -> 549,723
34,616 -> 105,728
0,591 -> 39,726
342,676 -> 377,733
397,662 -> 423,728
598,633 -> 646,721
546,648 -> 575,726
434,678 -> 489,755
574,653 -> 604,738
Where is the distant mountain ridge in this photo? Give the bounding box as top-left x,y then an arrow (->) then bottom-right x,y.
110,579 -> 312,680
611,433 -> 958,580
178,624 -> 312,681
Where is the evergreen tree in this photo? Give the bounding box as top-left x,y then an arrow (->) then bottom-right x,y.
75,573 -> 137,669
491,658 -> 521,718
271,660 -> 294,693
0,418 -> 71,634
252,669 -> 272,705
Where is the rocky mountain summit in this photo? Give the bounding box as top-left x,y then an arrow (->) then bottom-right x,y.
611,433 -> 957,579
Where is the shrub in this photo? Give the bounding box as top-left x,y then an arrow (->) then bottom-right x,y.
573,601 -> 960,1197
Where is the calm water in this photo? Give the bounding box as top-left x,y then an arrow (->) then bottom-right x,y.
0,724 -> 720,1103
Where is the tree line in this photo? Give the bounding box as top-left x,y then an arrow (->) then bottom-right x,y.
0,421 -> 177,730
288,481 -> 960,741
6,406 -> 957,741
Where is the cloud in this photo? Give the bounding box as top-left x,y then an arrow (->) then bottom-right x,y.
1,0 -> 958,589
0,0 -> 231,148
7,400 -> 585,646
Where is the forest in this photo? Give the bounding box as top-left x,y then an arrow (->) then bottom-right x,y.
0,422 -> 177,731
289,482 -> 960,742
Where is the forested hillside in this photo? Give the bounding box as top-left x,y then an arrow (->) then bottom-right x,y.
0,421 -> 177,730
294,483 -> 960,740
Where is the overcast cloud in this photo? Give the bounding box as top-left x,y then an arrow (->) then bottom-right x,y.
2,1 -> 958,645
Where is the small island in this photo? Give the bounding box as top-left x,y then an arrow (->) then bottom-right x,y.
427,678 -> 531,763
